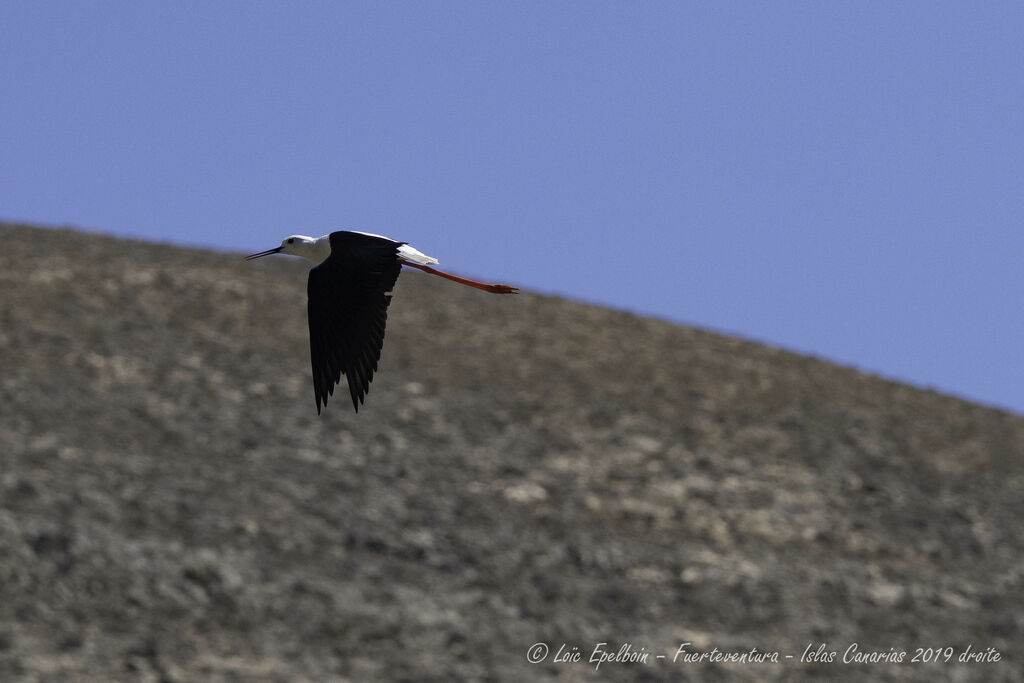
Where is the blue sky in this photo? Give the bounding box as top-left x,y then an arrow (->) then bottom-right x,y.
3,2 -> 1022,415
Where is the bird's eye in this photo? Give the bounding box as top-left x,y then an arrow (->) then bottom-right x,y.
288,238 -> 294,244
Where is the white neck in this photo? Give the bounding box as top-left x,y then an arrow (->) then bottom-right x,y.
290,235 -> 332,263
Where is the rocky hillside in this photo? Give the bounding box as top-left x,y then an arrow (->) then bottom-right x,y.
0,222 -> 1021,682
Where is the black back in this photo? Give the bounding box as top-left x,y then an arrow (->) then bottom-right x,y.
307,231 -> 403,413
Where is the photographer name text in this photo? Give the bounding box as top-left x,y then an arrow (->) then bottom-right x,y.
525,641 -> 1003,671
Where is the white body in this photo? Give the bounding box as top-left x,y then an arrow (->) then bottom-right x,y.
397,243 -> 440,265
280,233 -> 439,265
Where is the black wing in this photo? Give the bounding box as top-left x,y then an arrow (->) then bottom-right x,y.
307,232 -> 403,413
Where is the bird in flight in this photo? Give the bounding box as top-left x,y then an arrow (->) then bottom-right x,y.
247,231 -> 517,414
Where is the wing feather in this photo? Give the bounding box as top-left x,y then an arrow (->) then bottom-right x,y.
307,232 -> 403,413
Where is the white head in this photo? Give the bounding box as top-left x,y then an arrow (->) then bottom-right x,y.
246,234 -> 330,263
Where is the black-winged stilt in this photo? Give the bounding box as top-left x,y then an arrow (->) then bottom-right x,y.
246,231 -> 517,414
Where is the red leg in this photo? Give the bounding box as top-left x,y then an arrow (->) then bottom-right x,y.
400,261 -> 519,294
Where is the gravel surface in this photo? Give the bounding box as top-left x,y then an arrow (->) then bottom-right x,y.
1,222 -> 1022,682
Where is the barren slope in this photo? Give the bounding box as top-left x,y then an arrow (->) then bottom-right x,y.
1,222 -> 1021,682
